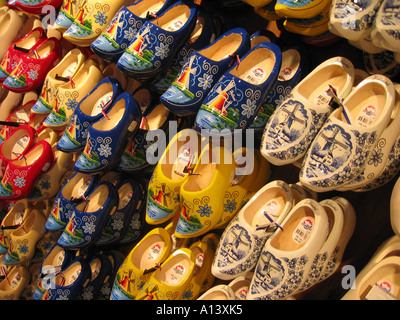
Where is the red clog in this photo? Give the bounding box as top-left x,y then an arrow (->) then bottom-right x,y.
15,0 -> 63,15
0,140 -> 54,200
0,124 -> 37,177
0,27 -> 47,82
2,37 -> 62,94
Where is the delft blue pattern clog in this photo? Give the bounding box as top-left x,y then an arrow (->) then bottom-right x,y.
57,181 -> 119,249
194,42 -> 282,132
160,27 -> 251,117
41,257 -> 91,300
56,77 -> 123,153
260,56 -> 355,166
117,0 -> 198,81
95,179 -> 141,246
45,172 -> 99,232
91,0 -> 172,62
73,92 -> 142,174
251,46 -> 307,131
299,75 -> 395,192
151,8 -> 216,94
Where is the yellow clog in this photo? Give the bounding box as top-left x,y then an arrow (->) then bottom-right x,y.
0,265 -> 31,300
135,248 -> 196,300
111,227 -> 173,300
275,0 -> 331,19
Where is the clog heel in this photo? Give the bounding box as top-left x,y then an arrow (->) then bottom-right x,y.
146,128 -> 203,225
174,141 -> 237,238
134,248 -> 196,300
111,227 -> 173,300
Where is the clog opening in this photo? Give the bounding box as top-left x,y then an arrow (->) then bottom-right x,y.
80,82 -> 114,117
62,173 -> 92,200
12,142 -> 44,166
164,132 -> 201,180
30,39 -> 56,59
230,47 -> 276,85
0,267 -> 23,291
92,98 -> 126,131
55,261 -> 82,286
359,262 -> 400,299
189,15 -> 205,43
76,184 -> 109,212
0,13 -> 11,37
243,186 -> 288,228
117,182 -> 134,210
28,114 -> 47,131
63,59 -> 98,91
141,104 -> 169,130
339,81 -> 388,126
278,49 -> 300,82
1,128 -> 32,160
17,29 -> 43,51
133,88 -> 152,113
131,233 -> 165,269
89,258 -> 101,281
12,209 -> 38,236
158,4 -> 191,32
199,33 -> 244,62
251,35 -> 272,48
42,245 -> 65,271
51,50 -> 81,80
298,64 -> 350,102
2,200 -> 27,227
128,0 -> 167,18
270,205 -> 315,251
154,251 -> 191,286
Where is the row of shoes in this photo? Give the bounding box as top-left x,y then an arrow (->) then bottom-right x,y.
261,56 -> 400,193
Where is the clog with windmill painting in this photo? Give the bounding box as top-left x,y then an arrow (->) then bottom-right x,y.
110,227 -> 173,300
3,37 -> 62,94
91,0 -> 172,62
56,77 -> 123,153
117,0 -> 198,81
63,0 -> 133,47
54,0 -> 85,32
160,27 -> 251,117
300,75 -> 395,192
261,56 -> 355,166
73,91 -> 142,174
134,248 -> 196,300
194,42 -> 282,133
211,180 -> 293,281
31,48 -> 87,116
45,171 -> 99,232
174,142 -> 237,239
43,56 -> 103,128
57,181 -> 119,249
146,128 -> 203,225
275,0 -> 331,19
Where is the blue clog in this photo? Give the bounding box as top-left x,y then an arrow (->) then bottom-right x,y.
45,171 -> 99,232
97,250 -> 126,300
73,92 -> 142,173
91,0 -> 172,62
251,46 -> 308,131
76,253 -> 113,300
95,179 -> 142,246
41,257 -> 91,300
250,29 -> 279,47
194,42 -> 282,132
117,0 -> 198,81
119,87 -> 172,172
151,8 -> 216,94
56,77 -> 123,153
160,27 -> 251,117
57,181 -> 119,249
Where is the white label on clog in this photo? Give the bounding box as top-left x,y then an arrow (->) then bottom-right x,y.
235,286 -> 248,300
13,210 -> 24,226
365,281 -> 399,300
12,134 -> 29,156
68,268 -> 82,285
355,105 -> 377,127
314,88 -> 333,107
167,264 -> 186,285
77,178 -> 92,197
144,242 -> 164,264
194,253 -> 204,273
278,67 -> 293,81
166,20 -> 183,32
10,272 -> 22,289
53,251 -> 66,268
62,62 -> 78,78
174,148 -> 192,177
245,67 -> 265,85
120,191 -> 133,209
91,92 -> 114,117
128,120 -> 138,132
292,217 -> 314,245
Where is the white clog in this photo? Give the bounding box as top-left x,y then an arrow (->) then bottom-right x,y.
228,271 -> 253,300
247,198 -> 329,300
197,284 -> 236,300
261,56 -> 355,166
341,256 -> 400,300
211,180 -> 293,281
348,36 -> 386,54
300,74 -> 395,192
329,0 -> 383,42
371,0 -> 400,53
338,83 -> 400,191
